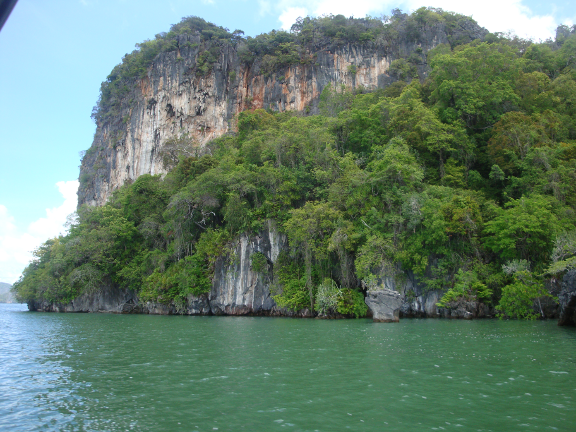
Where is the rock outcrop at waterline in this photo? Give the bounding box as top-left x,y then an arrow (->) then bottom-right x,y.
78,17 -> 488,207
365,289 -> 403,322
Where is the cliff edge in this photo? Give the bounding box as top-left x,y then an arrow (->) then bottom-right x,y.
78,11 -> 487,206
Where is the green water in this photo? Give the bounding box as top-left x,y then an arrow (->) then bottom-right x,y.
1,303 -> 575,431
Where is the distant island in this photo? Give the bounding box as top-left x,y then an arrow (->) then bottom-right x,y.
0,282 -> 15,303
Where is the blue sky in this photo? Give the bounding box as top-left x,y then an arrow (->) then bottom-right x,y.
0,0 -> 575,284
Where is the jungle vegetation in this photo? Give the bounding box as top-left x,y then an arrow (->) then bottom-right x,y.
14,10 -> 576,319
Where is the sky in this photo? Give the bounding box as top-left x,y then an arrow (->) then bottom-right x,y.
0,0 -> 575,285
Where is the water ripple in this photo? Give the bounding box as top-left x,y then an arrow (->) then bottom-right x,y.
0,304 -> 575,431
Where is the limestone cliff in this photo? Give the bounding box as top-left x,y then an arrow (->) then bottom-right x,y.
78,16 -> 487,206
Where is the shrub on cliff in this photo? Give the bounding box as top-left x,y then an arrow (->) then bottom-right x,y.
497,270 -> 554,319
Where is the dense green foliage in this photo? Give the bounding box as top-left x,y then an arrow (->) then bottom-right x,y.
16,16 -> 576,319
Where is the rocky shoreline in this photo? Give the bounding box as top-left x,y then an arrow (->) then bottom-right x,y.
26,226 -> 575,326
27,277 -> 571,325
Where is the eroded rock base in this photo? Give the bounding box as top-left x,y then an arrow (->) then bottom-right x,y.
365,289 -> 403,323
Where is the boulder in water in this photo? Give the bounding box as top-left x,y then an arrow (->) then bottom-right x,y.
365,289 -> 403,322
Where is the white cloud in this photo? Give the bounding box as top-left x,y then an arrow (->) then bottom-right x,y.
279,7 -> 308,30
28,181 -> 79,239
0,180 -> 79,284
275,0 -> 564,40
311,0 -> 385,19
406,0 -> 557,40
259,0 -> 272,17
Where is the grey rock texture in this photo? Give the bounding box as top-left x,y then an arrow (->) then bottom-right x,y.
371,271 -> 496,319
129,294 -> 211,315
78,21 -> 488,207
540,278 -> 562,319
365,289 -> 403,322
402,290 -> 444,317
29,285 -> 137,313
29,290 -> 212,316
437,300 -> 495,319
369,272 -> 442,318
209,221 -> 291,315
558,270 -> 576,326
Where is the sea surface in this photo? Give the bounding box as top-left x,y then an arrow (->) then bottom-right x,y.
1,303 -> 575,431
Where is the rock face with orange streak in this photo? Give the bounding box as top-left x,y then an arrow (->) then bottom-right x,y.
78,22 -> 487,207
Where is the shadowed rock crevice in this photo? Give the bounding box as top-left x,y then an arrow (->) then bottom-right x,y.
558,270 -> 576,326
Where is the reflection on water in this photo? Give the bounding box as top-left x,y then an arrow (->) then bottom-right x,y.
0,303 -> 575,431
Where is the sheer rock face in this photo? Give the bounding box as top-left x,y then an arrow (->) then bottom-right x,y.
558,270 -> 576,326
78,22 -> 488,207
209,221 -> 288,315
201,220 -> 312,316
365,289 -> 403,322
367,272 -> 443,317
